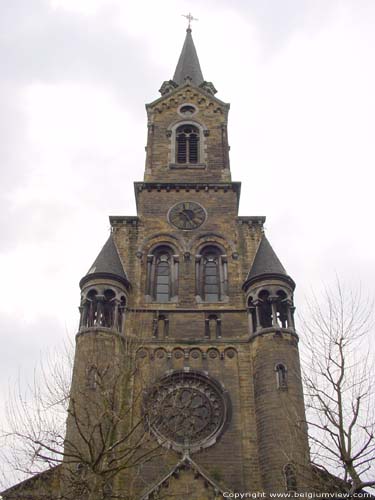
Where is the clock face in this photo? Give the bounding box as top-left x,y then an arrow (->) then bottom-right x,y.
168,201 -> 206,230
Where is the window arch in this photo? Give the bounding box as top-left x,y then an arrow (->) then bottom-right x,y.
176,124 -> 199,164
203,249 -> 220,301
79,288 -> 126,333
205,314 -> 222,339
258,290 -> 272,328
247,296 -> 257,334
196,245 -> 228,302
84,289 -> 98,327
276,290 -> 289,328
168,120 -> 208,168
284,463 -> 297,492
103,289 -> 116,327
153,314 -> 169,338
87,366 -> 98,390
246,287 -> 295,333
146,246 -> 179,303
275,363 -> 288,389
155,251 -> 171,302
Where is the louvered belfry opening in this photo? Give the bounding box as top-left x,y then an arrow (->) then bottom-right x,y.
176,124 -> 199,164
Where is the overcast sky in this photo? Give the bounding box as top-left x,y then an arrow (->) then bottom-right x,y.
1,0 -> 375,482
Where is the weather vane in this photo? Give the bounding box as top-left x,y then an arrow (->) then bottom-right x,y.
182,12 -> 198,30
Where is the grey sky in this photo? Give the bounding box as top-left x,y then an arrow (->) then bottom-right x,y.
1,0 -> 375,483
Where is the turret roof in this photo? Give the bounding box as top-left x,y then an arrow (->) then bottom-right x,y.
80,234 -> 128,288
244,236 -> 295,290
247,236 -> 287,280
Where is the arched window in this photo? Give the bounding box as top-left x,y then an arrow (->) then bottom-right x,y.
248,288 -> 295,333
155,252 -> 171,302
176,124 -> 199,164
103,289 -> 116,327
275,363 -> 288,389
196,246 -> 228,302
85,289 -> 98,327
146,246 -> 179,303
258,290 -> 272,328
79,288 -> 126,333
87,366 -> 98,390
276,290 -> 289,328
118,295 -> 126,333
205,314 -> 222,339
284,463 -> 297,492
153,314 -> 169,338
203,251 -> 220,302
247,296 -> 257,334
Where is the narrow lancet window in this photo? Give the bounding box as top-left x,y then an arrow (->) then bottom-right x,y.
205,314 -> 221,339
155,253 -> 171,303
247,296 -> 257,334
146,246 -> 178,303
87,366 -> 98,390
196,246 -> 227,302
276,290 -> 289,328
258,290 -> 272,328
284,463 -> 297,492
203,253 -> 220,302
275,363 -> 288,389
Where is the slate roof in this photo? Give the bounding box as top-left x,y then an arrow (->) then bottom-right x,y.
173,28 -> 204,86
244,236 -> 295,289
79,235 -> 128,288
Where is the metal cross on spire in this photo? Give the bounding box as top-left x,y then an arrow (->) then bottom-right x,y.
182,12 -> 198,30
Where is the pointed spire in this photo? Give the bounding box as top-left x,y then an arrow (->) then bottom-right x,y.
243,236 -> 295,290
173,28 -> 204,86
79,235 -> 129,288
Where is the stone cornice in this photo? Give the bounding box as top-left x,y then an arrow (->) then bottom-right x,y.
109,215 -> 139,226
134,181 -> 241,212
146,81 -> 230,110
79,271 -> 130,290
237,215 -> 266,225
126,307 -> 248,313
134,181 -> 241,192
242,272 -> 296,292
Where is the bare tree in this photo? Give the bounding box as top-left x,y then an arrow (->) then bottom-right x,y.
301,280 -> 375,494
0,336 -> 163,500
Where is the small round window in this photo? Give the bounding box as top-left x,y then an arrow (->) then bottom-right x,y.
178,104 -> 197,117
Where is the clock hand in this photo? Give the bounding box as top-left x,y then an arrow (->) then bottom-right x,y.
182,210 -> 195,223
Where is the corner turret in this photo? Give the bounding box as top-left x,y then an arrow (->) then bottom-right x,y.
78,235 -> 130,334
243,236 -> 295,335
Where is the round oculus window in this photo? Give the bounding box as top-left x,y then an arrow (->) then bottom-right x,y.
178,104 -> 197,117
144,370 -> 230,453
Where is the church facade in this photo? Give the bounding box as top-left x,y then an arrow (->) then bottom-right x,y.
3,27 -> 314,500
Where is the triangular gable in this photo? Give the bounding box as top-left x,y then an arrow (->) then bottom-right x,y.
141,454 -> 229,500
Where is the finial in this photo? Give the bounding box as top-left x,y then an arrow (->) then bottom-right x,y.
182,12 -> 198,31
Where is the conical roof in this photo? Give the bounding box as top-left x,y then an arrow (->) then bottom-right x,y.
173,28 -> 204,86
79,235 -> 128,288
244,236 -> 295,289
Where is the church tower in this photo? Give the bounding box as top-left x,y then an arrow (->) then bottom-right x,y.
66,24 -> 312,499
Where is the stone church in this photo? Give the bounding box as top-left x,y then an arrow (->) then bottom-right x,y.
3,25 -> 317,500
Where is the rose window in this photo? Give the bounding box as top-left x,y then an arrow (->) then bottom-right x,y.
144,370 -> 230,452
